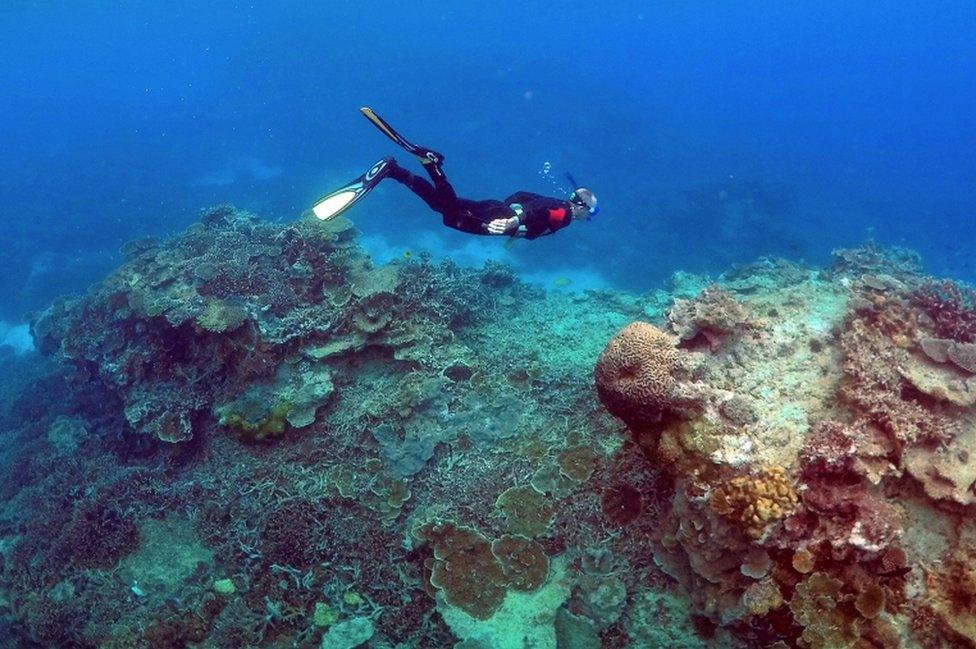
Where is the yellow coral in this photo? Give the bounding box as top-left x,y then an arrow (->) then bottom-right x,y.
709,466 -> 798,538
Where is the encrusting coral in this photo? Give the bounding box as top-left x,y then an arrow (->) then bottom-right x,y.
667,286 -> 751,349
708,466 -> 798,539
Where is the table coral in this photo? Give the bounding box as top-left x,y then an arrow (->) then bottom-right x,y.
412,519 -> 557,628
904,427 -> 976,505
494,485 -> 555,537
556,444 -> 600,482
491,535 -> 549,592
910,279 -> 976,343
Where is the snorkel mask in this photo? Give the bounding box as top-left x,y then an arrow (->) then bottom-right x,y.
566,173 -> 600,220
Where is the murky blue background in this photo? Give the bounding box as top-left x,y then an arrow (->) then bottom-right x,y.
2,1 -> 974,329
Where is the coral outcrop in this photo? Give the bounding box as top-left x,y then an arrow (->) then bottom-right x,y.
594,321 -> 701,428
595,245 -> 976,648
3,206 -> 976,648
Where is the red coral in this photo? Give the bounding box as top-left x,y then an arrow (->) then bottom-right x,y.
838,310 -> 947,446
793,422 -> 900,558
260,499 -> 323,568
601,484 -> 643,525
52,498 -> 141,571
911,279 -> 976,343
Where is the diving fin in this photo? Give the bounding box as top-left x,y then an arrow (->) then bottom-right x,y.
311,157 -> 393,221
360,107 -> 444,166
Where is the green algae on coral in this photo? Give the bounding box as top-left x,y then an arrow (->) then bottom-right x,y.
215,359 -> 334,440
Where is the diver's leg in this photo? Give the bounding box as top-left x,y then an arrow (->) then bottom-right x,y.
387,159 -> 455,214
420,160 -> 458,206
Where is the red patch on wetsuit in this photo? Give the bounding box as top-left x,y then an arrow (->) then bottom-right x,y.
547,207 -> 567,228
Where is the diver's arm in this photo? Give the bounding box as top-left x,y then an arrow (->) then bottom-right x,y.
486,201 -> 525,235
515,198 -> 573,238
486,216 -> 520,234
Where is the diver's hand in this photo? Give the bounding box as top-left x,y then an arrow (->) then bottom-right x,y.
487,217 -> 519,234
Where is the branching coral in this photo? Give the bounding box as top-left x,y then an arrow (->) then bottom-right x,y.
911,279 -> 976,343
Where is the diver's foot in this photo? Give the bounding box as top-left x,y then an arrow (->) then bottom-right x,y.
416,147 -> 444,166
310,156 -> 394,221
366,156 -> 395,182
360,106 -> 444,166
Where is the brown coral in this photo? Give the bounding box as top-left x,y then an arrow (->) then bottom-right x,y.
556,445 -> 600,482
594,322 -> 681,425
415,522 -> 552,620
491,535 -> 549,592
494,485 -> 555,537
854,584 -> 885,620
789,572 -> 860,648
904,427 -> 976,505
418,522 -> 508,620
925,549 -> 976,643
708,466 -> 798,539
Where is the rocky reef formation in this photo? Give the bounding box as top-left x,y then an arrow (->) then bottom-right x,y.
0,208 -> 974,648
597,244 -> 976,648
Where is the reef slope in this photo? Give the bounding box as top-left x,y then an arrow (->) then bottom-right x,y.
0,208 -> 974,648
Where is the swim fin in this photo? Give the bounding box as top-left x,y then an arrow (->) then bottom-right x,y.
311,157 -> 393,221
360,107 -> 444,167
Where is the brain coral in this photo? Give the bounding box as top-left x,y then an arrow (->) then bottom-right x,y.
595,322 -> 681,425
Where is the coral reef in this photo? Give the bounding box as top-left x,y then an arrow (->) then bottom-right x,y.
667,286 -> 751,349
595,244 -> 976,648
594,321 -> 697,427
4,208 -> 976,648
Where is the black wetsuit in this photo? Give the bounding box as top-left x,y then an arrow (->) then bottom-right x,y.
386,159 -> 574,240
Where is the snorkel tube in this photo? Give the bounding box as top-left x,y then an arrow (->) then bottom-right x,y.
565,172 -> 600,220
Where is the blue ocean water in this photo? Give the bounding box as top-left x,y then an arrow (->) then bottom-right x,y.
1,1 -> 974,325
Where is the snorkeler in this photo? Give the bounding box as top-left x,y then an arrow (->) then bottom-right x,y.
311,107 -> 599,240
